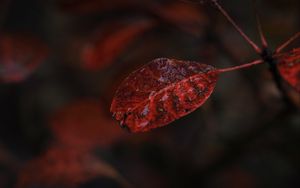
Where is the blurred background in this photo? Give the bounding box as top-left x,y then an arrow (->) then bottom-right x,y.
0,0 -> 299,187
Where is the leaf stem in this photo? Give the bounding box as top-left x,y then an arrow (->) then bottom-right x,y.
275,31 -> 300,53
211,0 -> 262,54
252,0 -> 268,48
218,59 -> 264,73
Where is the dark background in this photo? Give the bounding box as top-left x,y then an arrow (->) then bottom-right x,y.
0,0 -> 299,187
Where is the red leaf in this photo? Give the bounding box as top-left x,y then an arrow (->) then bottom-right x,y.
153,2 -> 208,36
51,99 -> 125,149
276,48 -> 300,92
17,146 -> 129,188
17,147 -> 95,187
0,34 -> 48,83
58,0 -> 208,36
111,58 -> 218,132
81,20 -> 155,71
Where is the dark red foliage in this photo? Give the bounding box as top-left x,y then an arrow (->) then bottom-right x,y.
0,34 -> 48,83
58,0 -> 208,32
153,2 -> 207,36
111,58 -> 218,132
276,48 -> 300,92
17,100 -> 129,188
17,146 -> 96,188
51,99 -> 125,149
81,20 -> 155,71
16,146 -> 125,188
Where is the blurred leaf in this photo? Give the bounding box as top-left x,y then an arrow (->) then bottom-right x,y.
0,34 -> 48,83
152,1 -> 208,36
51,99 -> 126,149
16,146 -> 130,188
81,20 -> 155,71
58,0 -> 207,37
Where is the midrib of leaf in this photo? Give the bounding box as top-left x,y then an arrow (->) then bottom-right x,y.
122,69 -> 216,116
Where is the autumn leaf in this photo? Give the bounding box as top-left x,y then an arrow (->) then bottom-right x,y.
0,34 -> 48,83
58,0 -> 207,37
111,58 -> 218,132
81,20 -> 155,71
276,48 -> 300,92
152,1 -> 208,36
51,99 -> 125,149
17,99 -> 130,187
16,146 -> 130,188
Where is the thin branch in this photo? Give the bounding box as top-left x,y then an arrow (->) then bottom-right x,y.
252,0 -> 268,48
210,0 -> 262,54
218,59 -> 264,73
275,32 -> 300,53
